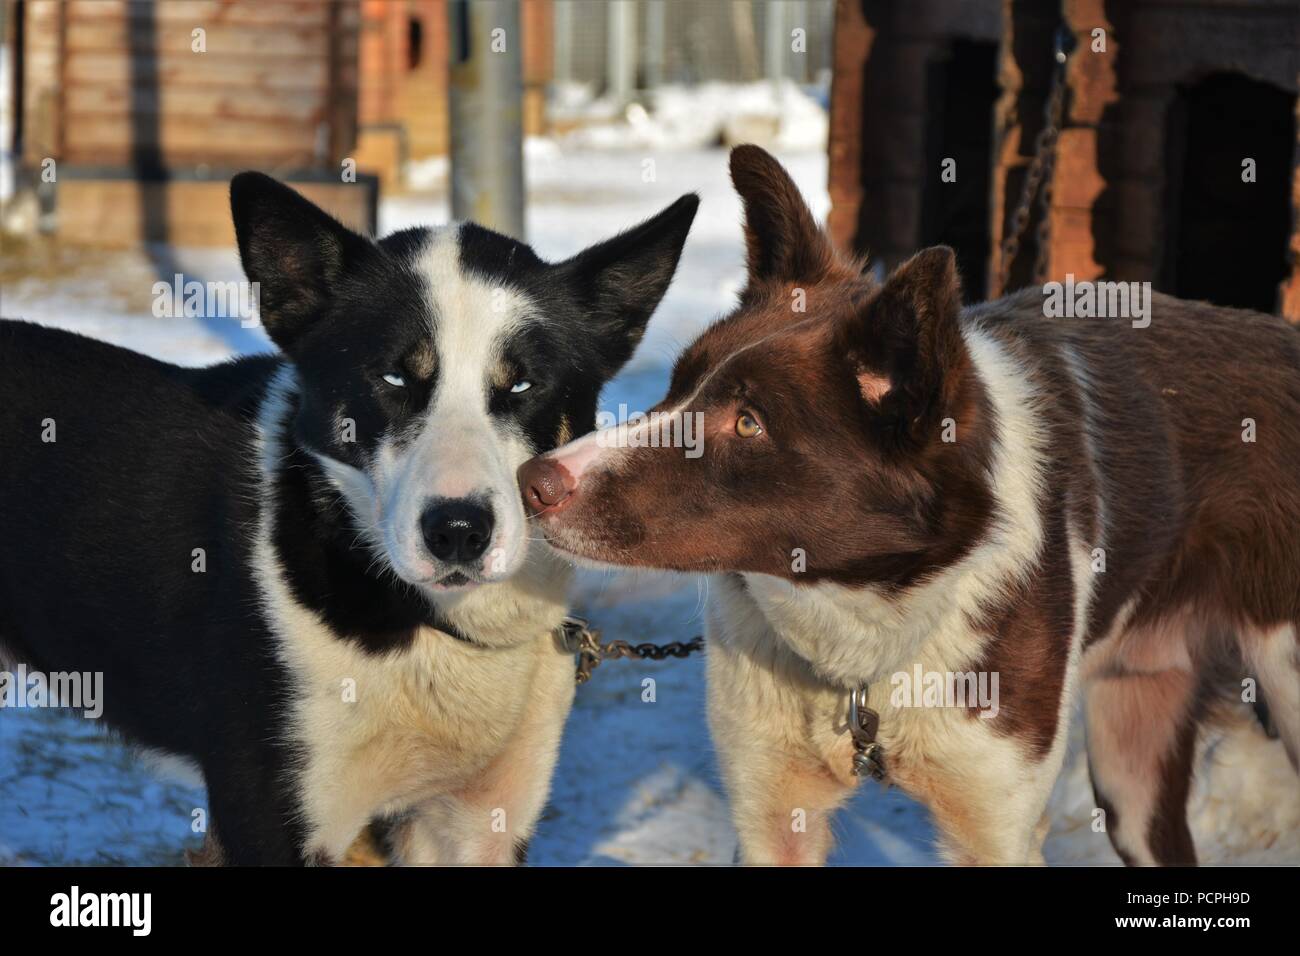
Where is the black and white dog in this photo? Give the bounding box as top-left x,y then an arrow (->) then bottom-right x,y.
0,175 -> 697,864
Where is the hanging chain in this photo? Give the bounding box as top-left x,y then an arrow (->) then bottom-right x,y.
559,618 -> 885,782
997,25 -> 1076,295
560,617 -> 705,685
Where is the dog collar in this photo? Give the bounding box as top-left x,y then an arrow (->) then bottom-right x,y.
850,687 -> 887,781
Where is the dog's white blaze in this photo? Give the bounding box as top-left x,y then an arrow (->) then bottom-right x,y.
541,418 -> 636,486
371,227 -> 539,585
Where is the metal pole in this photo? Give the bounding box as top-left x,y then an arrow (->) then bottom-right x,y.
764,0 -> 787,96
790,0 -> 800,83
644,0 -> 666,91
606,0 -> 636,106
554,0 -> 573,85
448,0 -> 525,239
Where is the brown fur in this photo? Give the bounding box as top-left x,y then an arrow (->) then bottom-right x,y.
522,145 -> 1300,865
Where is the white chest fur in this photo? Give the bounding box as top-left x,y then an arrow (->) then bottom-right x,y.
253,525 -> 575,856
248,367 -> 577,857
740,574 -> 990,688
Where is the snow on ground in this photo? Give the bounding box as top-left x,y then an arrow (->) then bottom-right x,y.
2,143 -> 1297,866
551,80 -> 829,153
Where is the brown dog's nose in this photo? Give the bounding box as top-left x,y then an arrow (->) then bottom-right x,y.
518,456 -> 575,515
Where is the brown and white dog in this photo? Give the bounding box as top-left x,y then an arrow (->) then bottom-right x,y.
519,145 -> 1300,865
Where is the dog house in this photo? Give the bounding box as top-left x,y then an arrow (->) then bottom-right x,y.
354,0 -> 553,191
12,0 -> 376,246
829,0 -> 1300,319
829,0 -> 1002,301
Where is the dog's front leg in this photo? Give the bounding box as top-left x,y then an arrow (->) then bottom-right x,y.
390,794 -> 532,865
707,612 -> 857,865
394,648 -> 575,866
883,668 -> 1077,866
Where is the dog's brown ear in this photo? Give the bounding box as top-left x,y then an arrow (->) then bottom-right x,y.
837,246 -> 968,443
729,144 -> 835,286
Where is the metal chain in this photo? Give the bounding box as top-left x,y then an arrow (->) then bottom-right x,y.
559,618 -> 885,783
560,617 -> 705,685
996,25 -> 1075,295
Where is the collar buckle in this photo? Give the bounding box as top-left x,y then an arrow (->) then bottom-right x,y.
558,616 -> 602,684
849,687 -> 887,781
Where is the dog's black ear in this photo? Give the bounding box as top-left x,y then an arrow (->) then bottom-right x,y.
729,144 -> 835,287
836,246 -> 968,443
230,172 -> 375,353
556,193 -> 699,376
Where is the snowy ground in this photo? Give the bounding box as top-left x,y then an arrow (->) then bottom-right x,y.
2,144 -> 1297,866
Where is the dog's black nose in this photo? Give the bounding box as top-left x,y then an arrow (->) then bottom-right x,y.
421,501 -> 494,564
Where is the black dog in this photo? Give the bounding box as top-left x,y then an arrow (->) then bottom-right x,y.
0,174 -> 696,864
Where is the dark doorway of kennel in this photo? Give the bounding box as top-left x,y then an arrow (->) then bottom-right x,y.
921,39 -> 999,303
1161,72 -> 1297,314
408,15 -> 424,70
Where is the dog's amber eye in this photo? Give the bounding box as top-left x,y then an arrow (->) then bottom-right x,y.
735,412 -> 763,438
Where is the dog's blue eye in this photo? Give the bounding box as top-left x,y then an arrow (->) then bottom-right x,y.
382,372 -> 406,388
510,381 -> 532,394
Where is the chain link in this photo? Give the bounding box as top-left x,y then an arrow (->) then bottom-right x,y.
598,636 -> 706,662
560,619 -> 887,782
560,617 -> 705,685
996,25 -> 1075,296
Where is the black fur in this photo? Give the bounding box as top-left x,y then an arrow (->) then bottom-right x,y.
0,174 -> 697,863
